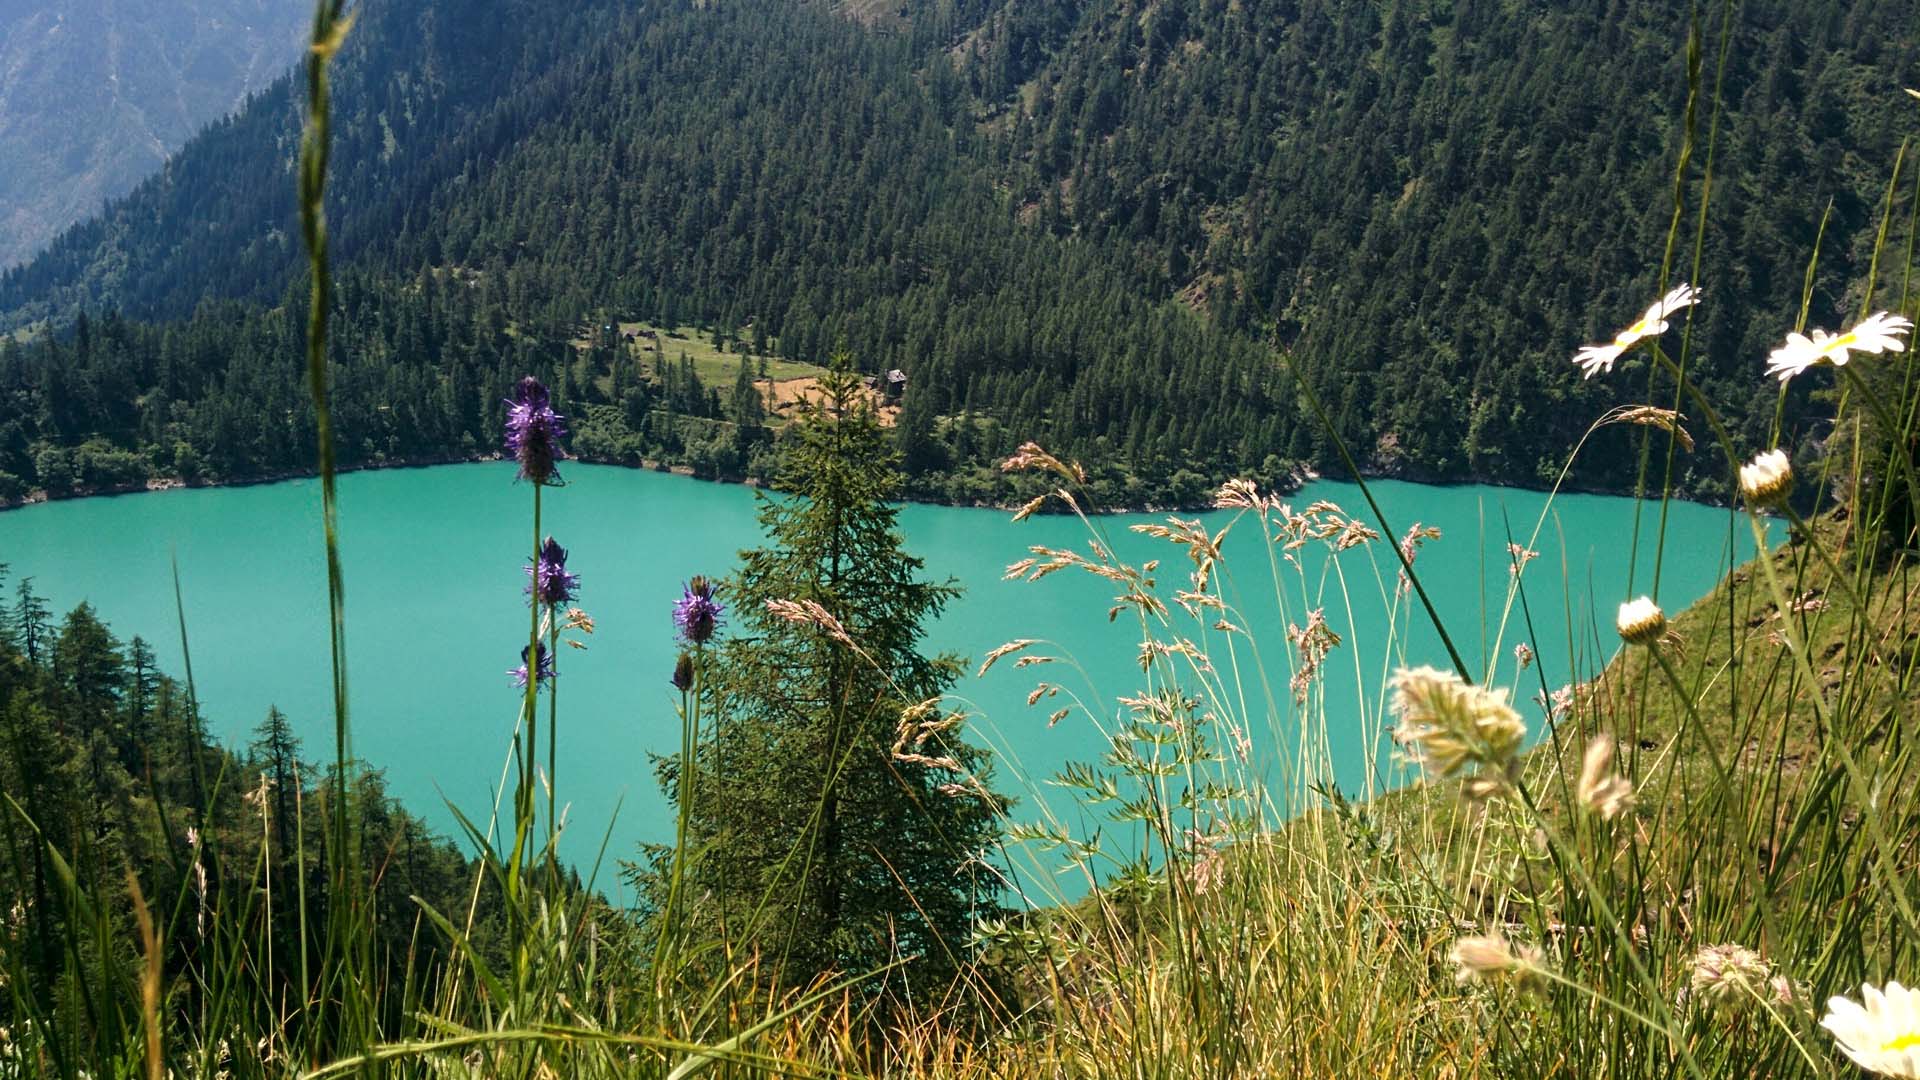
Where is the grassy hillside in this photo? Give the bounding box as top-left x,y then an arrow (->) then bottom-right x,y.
928,450 -> 1920,1077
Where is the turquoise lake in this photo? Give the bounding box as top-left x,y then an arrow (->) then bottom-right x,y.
0,463 -> 1765,900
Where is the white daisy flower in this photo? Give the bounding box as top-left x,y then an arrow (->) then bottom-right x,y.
1573,283 -> 1700,378
1824,981 -> 1920,1078
1765,311 -> 1913,382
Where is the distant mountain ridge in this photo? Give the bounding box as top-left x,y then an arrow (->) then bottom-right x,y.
0,0 -> 1913,507
0,0 -> 308,269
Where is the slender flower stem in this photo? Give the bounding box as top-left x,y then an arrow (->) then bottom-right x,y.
547,616 -> 559,861
507,479 -> 542,1002
1839,364 -> 1920,521
1278,348 -> 1472,681
1776,503 -> 1866,613
1508,776 -> 1709,1080
1645,644 -> 1732,789
525,483 -> 543,864
1746,513 -> 1920,932
654,657 -> 701,997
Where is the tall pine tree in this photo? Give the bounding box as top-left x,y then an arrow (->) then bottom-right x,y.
665,364 -> 1002,1001
249,706 -> 306,863
13,578 -> 49,666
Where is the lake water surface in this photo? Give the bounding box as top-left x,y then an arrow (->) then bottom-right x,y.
0,464 -> 1765,898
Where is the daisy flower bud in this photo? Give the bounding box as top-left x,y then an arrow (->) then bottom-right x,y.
1738,449 -> 1794,508
1616,596 -> 1666,646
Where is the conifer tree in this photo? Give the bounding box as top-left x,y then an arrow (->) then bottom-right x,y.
668,363 -> 1002,1000
728,357 -> 766,456
53,602 -> 124,731
126,635 -> 161,754
2,691 -> 64,990
250,706 -> 306,862
13,577 -> 49,666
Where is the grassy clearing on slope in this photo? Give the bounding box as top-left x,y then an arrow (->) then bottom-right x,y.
610,322 -> 824,385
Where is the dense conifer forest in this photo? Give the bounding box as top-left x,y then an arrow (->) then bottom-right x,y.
0,0 -> 1913,508
0,564 -> 493,1040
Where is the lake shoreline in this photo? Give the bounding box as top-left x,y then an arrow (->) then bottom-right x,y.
0,450 -> 1296,517
0,448 -> 1744,518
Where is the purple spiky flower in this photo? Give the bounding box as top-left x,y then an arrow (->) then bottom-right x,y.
673,576 -> 725,645
525,536 -> 581,607
504,376 -> 567,485
509,642 -> 556,688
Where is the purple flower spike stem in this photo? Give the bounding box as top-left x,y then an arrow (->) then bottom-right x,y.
658,632 -> 703,977
523,533 -> 579,851
657,576 -> 724,977
504,374 -> 567,896
673,576 -> 726,645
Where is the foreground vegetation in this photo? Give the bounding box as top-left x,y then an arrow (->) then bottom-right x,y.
1,7 -> 1919,1080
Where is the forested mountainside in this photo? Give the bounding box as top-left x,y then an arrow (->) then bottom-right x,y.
0,0 -> 1913,508
0,0 -> 306,269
